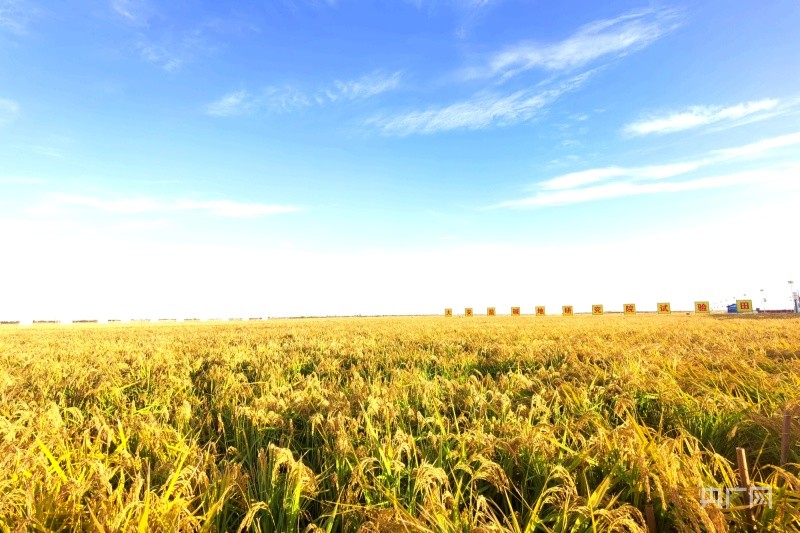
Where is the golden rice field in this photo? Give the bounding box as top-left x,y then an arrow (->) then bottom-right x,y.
1,315 -> 799,532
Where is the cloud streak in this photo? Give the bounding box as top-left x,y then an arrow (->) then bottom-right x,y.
113,3 -> 236,72
205,70 -> 402,116
205,90 -> 257,117
0,97 -> 19,124
0,0 -> 34,34
327,70 -> 402,101
373,71 -> 593,135
467,7 -> 679,80
136,41 -> 185,71
110,0 -> 152,27
369,8 -> 677,136
493,165 -> 798,208
32,193 -> 300,218
624,98 -> 780,135
491,132 -> 800,208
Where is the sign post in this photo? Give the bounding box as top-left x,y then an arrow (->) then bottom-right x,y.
657,302 -> 671,314
535,306 -> 546,316
624,303 -> 636,315
562,305 -> 574,316
465,307 -> 473,317
694,301 -> 710,314
592,304 -> 604,315
487,307 -> 496,316
444,308 -> 453,317
511,307 -> 521,316
736,300 -> 753,313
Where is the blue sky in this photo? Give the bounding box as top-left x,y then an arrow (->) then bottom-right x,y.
1,0 -> 799,319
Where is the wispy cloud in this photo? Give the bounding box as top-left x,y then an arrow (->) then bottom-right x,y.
0,0 -> 35,34
32,193 -> 300,218
136,41 -> 185,71
205,90 -> 257,117
491,132 -> 800,208
368,8 -> 676,136
0,97 -> 19,125
372,71 -> 592,135
266,86 -> 312,112
134,21 -> 231,72
29,145 -> 64,158
536,163 -> 702,191
493,164 -> 798,208
452,0 -> 503,39
711,131 -> 800,159
112,3 -> 230,72
327,70 -> 402,101
399,0 -> 506,41
110,0 -> 152,27
205,70 -> 403,117
624,98 -> 780,135
468,7 -> 680,80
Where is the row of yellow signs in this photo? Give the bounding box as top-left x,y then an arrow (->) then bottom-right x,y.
444,300 -> 754,316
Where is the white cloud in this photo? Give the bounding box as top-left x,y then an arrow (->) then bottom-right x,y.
0,0 -> 33,34
453,0 -> 502,38
711,131 -> 800,160
265,86 -> 312,112
469,7 -> 679,80
125,13 -> 224,72
277,70 -> 402,108
30,145 -> 63,158
494,164 -> 798,208
206,71 -> 402,117
0,97 -> 19,124
205,90 -> 258,117
137,41 -> 184,71
329,70 -> 402,101
624,99 -> 780,135
374,71 -> 592,135
110,0 -> 151,27
405,0 -> 504,39
493,132 -> 800,208
538,161 -> 705,191
538,167 -> 626,190
32,193 -> 300,218
368,7 -> 677,136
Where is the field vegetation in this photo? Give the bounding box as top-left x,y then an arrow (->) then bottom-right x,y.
0,315 -> 798,532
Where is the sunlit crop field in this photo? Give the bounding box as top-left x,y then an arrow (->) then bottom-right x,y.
1,315 -> 798,532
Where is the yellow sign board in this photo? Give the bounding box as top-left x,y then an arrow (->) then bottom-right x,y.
592,304 -> 604,315
511,307 -> 520,316
465,307 -> 473,317
535,306 -> 545,316
736,300 -> 753,313
562,305 -> 574,316
624,303 -> 636,315
657,302 -> 671,314
444,308 -> 452,317
487,307 -> 496,316
694,301 -> 710,314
